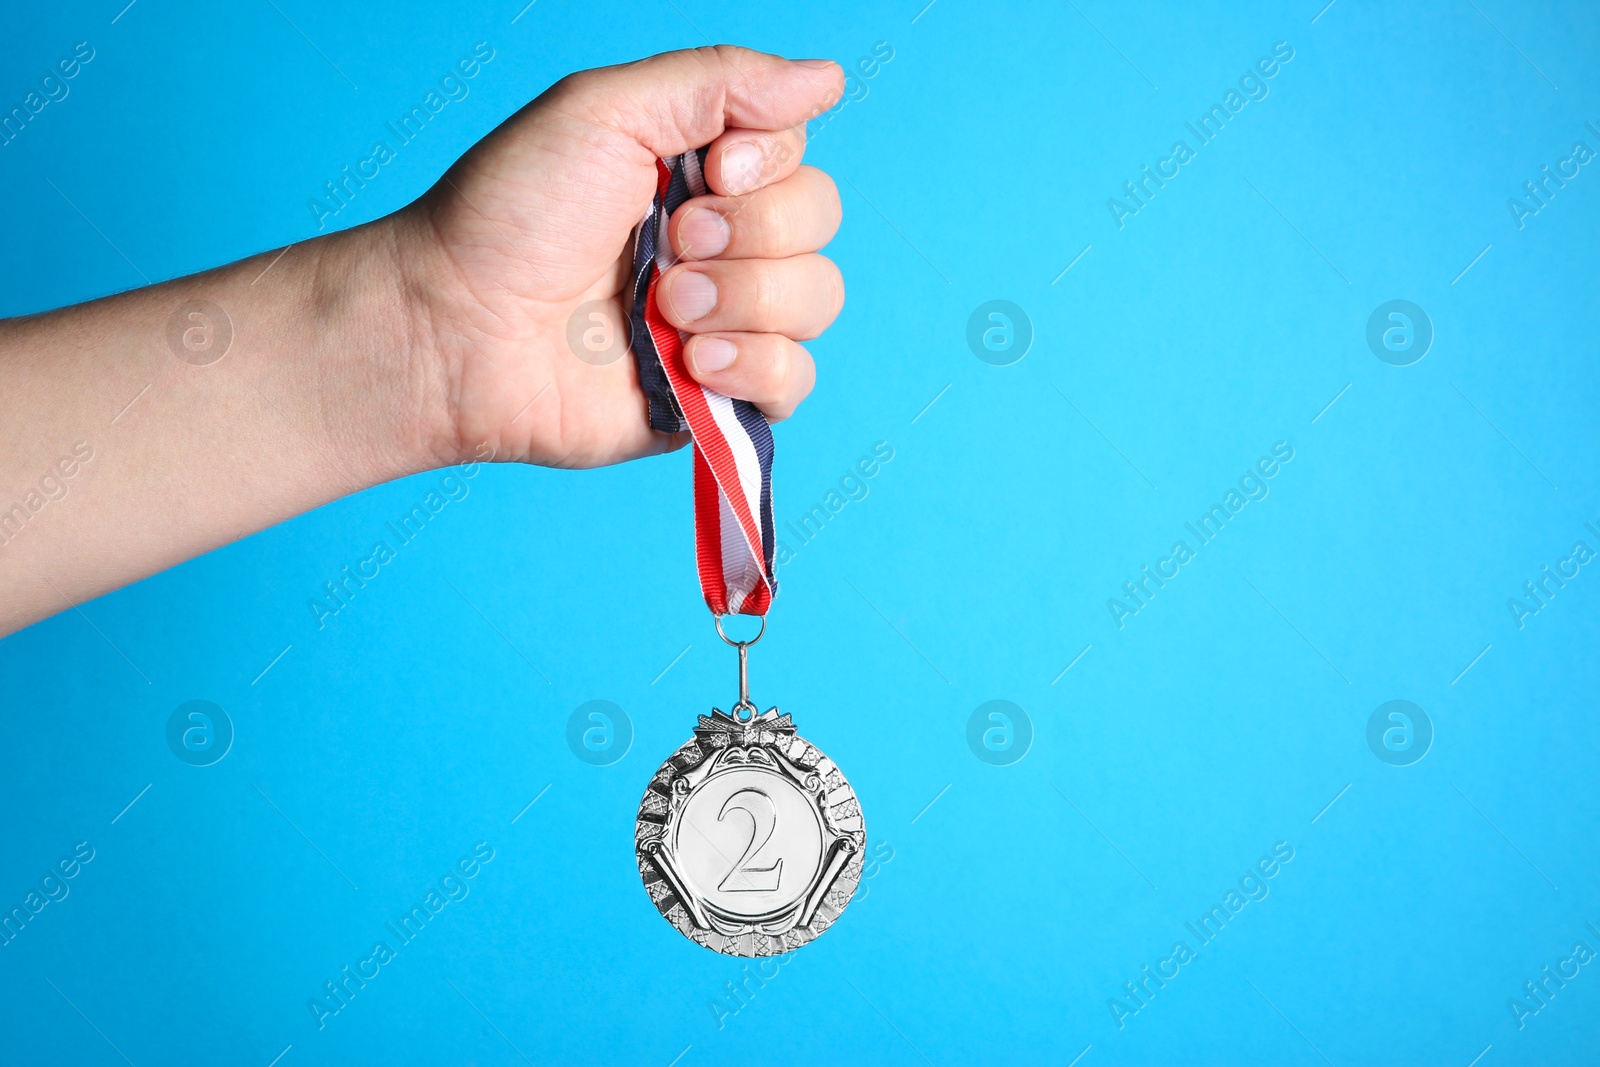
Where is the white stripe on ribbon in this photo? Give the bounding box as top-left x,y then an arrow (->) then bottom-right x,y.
716,480 -> 759,613
703,390 -> 767,548
653,202 -> 674,272
682,148 -> 705,195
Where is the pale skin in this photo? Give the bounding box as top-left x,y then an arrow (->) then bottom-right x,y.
0,47 -> 845,638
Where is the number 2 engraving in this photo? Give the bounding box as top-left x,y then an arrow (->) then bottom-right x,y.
716,788 -> 783,892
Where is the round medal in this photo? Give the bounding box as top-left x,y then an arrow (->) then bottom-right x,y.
635,705 -> 865,956
625,151 -> 863,956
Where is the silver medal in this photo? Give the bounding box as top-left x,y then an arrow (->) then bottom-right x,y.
635,620 -> 865,956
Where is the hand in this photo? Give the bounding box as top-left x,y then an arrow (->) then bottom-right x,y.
403,46 -> 846,469
0,46 -> 844,636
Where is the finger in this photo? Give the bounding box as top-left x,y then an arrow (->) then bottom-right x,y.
647,430 -> 693,457
553,46 -> 843,159
658,255 -> 844,341
701,124 -> 806,197
684,333 -> 815,421
670,165 -> 841,261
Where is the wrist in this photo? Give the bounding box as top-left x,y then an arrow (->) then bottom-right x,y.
308,211 -> 465,482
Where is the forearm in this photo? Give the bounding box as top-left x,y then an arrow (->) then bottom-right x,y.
0,213 -> 449,636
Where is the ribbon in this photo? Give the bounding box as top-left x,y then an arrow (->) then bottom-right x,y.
629,149 -> 777,616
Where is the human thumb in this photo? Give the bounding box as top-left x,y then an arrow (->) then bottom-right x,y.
550,45 -> 843,159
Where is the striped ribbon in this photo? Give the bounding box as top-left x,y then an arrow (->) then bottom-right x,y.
629,149 -> 777,617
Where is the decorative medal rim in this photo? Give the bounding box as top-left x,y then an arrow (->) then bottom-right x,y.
635,706 -> 866,957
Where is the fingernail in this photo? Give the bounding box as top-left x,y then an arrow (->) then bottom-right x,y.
693,337 -> 736,374
795,58 -> 836,70
666,270 -> 718,323
679,206 -> 731,258
721,141 -> 764,195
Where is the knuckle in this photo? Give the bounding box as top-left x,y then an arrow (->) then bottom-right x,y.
791,344 -> 816,400
772,341 -> 814,421
549,70 -> 601,114
767,337 -> 794,397
790,261 -> 843,340
749,263 -> 782,325
815,169 -> 843,228
787,167 -> 840,251
819,257 -> 845,318
765,196 -> 798,254
774,337 -> 800,396
700,45 -> 736,78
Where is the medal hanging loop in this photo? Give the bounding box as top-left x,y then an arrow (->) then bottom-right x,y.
734,643 -> 753,719
714,613 -> 765,720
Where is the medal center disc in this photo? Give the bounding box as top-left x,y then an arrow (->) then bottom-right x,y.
673,766 -> 824,920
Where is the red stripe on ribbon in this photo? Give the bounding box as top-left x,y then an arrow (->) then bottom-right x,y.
644,268 -> 773,616
691,445 -> 729,614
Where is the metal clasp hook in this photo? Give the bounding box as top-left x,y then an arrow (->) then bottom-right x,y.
713,614 -> 766,720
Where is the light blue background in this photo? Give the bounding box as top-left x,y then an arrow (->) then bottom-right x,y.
3,1 -> 1599,1064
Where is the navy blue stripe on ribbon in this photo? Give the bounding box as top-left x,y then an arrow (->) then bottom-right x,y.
732,398 -> 777,576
